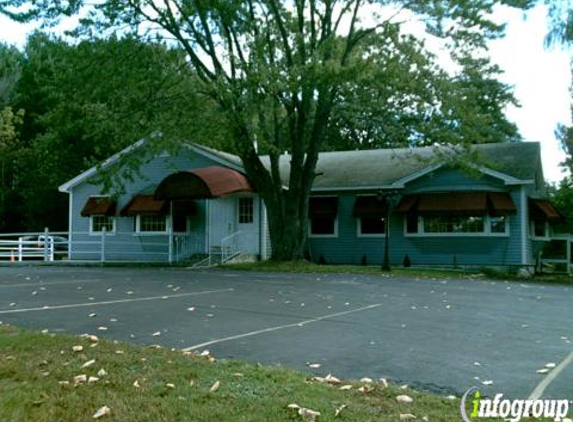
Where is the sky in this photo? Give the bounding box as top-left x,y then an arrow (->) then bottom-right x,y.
0,4 -> 571,183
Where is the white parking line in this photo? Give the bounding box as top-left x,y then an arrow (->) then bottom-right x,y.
183,303 -> 382,351
528,351 -> 573,400
0,279 -> 105,289
0,288 -> 234,314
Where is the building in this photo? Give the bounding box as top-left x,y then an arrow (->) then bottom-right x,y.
58,141 -> 562,268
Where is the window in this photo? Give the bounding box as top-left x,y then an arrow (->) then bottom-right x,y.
424,216 -> 484,233
308,196 -> 338,237
405,215 -> 509,236
490,216 -> 507,234
310,216 -> 337,236
90,215 -> 115,234
531,220 -> 549,238
238,197 -> 254,224
137,215 -> 167,233
358,217 -> 386,235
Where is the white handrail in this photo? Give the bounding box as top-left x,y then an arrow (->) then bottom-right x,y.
220,231 -> 242,263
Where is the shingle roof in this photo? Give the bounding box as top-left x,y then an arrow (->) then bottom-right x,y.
259,142 -> 541,190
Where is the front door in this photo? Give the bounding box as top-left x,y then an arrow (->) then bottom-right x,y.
209,198 -> 236,248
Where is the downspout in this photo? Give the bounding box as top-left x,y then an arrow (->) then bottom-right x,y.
520,186 -> 528,266
68,191 -> 73,260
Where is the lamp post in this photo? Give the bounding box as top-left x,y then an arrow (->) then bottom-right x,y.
380,190 -> 401,271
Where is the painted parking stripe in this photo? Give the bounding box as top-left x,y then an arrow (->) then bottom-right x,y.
0,279 -> 105,289
183,303 -> 382,351
0,288 -> 234,314
528,350 -> 573,400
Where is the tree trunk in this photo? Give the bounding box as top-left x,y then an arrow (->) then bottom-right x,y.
264,190 -> 309,261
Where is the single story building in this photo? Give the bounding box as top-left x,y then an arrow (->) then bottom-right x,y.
58,141 -> 562,268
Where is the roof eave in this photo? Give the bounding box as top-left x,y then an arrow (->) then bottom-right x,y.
58,139 -> 147,193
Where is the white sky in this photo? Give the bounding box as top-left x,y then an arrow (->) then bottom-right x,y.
0,4 -> 571,183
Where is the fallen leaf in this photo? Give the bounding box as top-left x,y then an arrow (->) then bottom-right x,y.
74,374 -> 87,384
396,395 -> 413,403
298,407 -> 321,421
81,359 -> 96,368
93,405 -> 111,419
210,381 -> 220,392
334,404 -> 347,417
325,374 -> 341,385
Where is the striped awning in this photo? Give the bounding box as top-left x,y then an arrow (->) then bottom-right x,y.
529,199 -> 564,222
81,197 -> 116,217
352,196 -> 387,218
121,195 -> 168,216
395,192 -> 516,216
155,166 -> 252,200
308,197 -> 338,218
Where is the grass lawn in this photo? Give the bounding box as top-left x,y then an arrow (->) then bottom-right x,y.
223,261 -> 573,285
223,261 -> 468,280
0,325 -> 477,422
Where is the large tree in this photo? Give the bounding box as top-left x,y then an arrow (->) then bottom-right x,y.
2,0 -> 532,259
1,34 -> 216,230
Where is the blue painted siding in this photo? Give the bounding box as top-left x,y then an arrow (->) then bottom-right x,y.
308,167 -> 527,267
69,151 -> 219,261
406,167 -> 505,193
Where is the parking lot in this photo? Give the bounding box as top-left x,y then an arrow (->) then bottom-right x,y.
0,266 -> 571,400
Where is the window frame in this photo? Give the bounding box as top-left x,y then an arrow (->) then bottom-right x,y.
135,214 -> 169,235
529,220 -> 551,240
238,197 -> 254,225
404,215 -> 510,237
89,215 -> 116,235
356,216 -> 386,237
308,195 -> 339,238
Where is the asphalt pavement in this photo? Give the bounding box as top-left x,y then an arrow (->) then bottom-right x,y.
0,266 -> 571,400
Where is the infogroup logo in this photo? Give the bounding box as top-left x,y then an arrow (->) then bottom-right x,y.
461,387 -> 571,422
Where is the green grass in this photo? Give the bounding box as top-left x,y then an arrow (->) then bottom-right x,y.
0,325 -> 472,422
225,261 -> 477,279
223,261 -> 573,285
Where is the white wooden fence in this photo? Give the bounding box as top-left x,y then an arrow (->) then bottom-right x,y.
0,229 -> 199,263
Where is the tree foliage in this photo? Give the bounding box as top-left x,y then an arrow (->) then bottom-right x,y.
0,33 -> 218,230
1,0 -> 531,258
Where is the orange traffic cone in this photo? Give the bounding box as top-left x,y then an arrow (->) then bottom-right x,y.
10,250 -> 15,262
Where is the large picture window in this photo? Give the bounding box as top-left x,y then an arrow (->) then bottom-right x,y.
90,215 -> 115,234
405,215 -> 508,236
137,215 -> 167,233
424,216 -> 484,233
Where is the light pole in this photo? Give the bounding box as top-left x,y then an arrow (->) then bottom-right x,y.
380,190 -> 401,271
